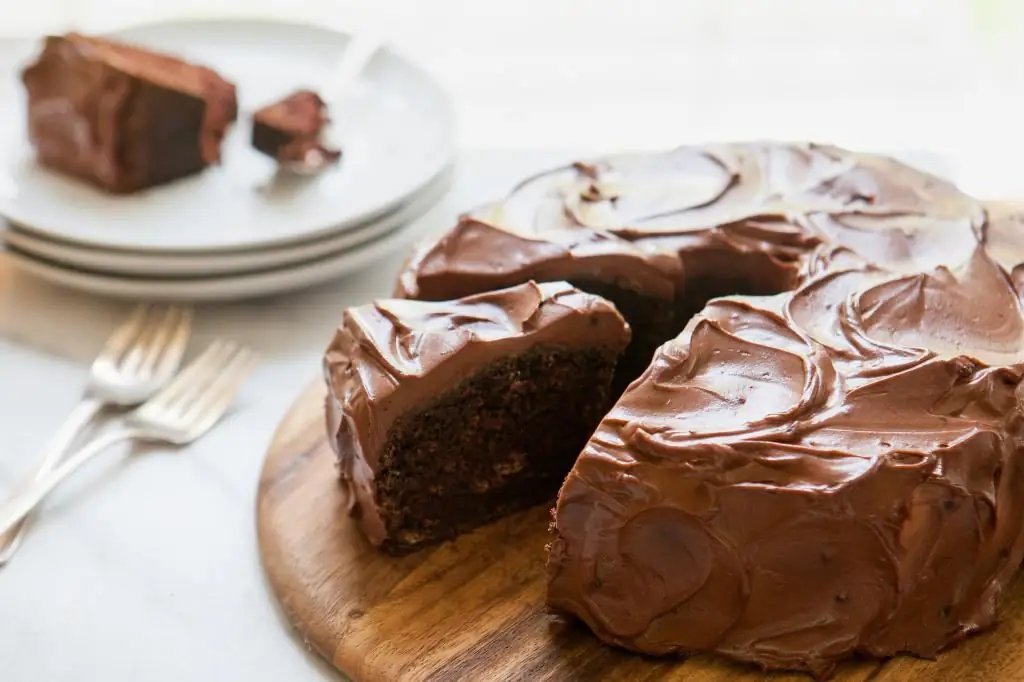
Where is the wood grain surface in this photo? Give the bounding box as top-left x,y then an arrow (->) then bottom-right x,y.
256,381 -> 1024,681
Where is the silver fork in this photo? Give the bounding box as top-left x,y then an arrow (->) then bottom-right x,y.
0,340 -> 257,539
0,304 -> 193,566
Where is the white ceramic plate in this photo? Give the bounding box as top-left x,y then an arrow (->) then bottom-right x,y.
0,18 -> 455,253
2,165 -> 454,276
2,188 -> 452,302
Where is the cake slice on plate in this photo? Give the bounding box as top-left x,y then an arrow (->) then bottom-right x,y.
21,32 -> 238,193
251,89 -> 340,168
323,280 -> 631,555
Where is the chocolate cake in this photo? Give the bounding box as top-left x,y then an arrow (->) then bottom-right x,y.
396,216 -> 681,394
21,33 -> 238,193
379,142 -> 1024,676
251,89 -> 340,167
548,235 -> 1024,678
323,281 -> 631,555
396,143 -> 981,391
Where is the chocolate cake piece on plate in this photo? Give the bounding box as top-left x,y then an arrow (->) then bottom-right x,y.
251,89 -> 340,167
323,280 -> 631,555
21,32 -> 238,193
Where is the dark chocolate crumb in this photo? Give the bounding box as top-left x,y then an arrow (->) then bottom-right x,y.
373,345 -> 618,555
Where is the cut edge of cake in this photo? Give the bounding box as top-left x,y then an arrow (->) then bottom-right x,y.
323,280 -> 631,555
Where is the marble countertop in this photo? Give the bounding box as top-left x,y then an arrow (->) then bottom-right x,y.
0,2 -> 1014,679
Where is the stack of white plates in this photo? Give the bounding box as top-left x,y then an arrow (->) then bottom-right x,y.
0,18 -> 456,301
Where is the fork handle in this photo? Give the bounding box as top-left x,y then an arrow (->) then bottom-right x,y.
0,426 -> 137,539
0,397 -> 105,565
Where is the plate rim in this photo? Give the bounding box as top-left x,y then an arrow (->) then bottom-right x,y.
5,223 -> 415,302
3,191 -> 450,301
0,16 -> 457,254
2,164 -> 455,277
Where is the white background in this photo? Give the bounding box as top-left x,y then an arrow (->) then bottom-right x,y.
2,0 -> 1024,193
0,1 -> 1022,681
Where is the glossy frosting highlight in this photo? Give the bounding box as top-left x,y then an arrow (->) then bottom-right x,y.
323,281 -> 631,546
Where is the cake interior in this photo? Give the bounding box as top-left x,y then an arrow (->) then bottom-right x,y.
372,344 -> 618,555
672,249 -> 801,330
255,90 -> 324,135
566,278 -> 676,394
75,34 -> 240,165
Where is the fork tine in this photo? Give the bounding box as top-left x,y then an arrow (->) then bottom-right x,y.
96,305 -> 150,363
179,347 -> 257,430
152,307 -> 194,381
118,306 -> 173,377
134,306 -> 193,381
147,340 -> 235,414
148,337 -> 230,403
190,353 -> 259,436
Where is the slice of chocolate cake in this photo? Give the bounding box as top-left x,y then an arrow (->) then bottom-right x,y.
395,216 -> 683,396
323,281 -> 631,555
21,32 -> 238,194
251,89 -> 340,167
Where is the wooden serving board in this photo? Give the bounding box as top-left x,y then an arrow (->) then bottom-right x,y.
256,381 -> 1024,681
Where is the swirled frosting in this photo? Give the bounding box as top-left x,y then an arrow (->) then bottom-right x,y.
323,281 -> 630,546
547,204 -> 1024,676
396,143 -> 983,308
383,142 -> 1024,675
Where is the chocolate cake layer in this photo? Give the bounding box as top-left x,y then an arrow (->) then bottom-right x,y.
251,89 -> 340,166
323,281 -> 631,554
21,32 -> 237,193
547,201 -> 1024,677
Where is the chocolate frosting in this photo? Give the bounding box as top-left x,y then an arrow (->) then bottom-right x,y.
21,33 -> 237,192
395,216 -> 683,302
323,281 -> 631,546
385,142 -> 1024,675
396,143 -> 983,303
22,35 -> 130,189
546,201 -> 1024,676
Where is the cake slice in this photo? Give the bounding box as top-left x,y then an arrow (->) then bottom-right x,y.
21,32 -> 238,193
323,281 -> 631,555
251,89 -> 340,167
394,216 -> 682,395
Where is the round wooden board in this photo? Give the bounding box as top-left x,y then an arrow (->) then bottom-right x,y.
257,381 -> 1024,682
